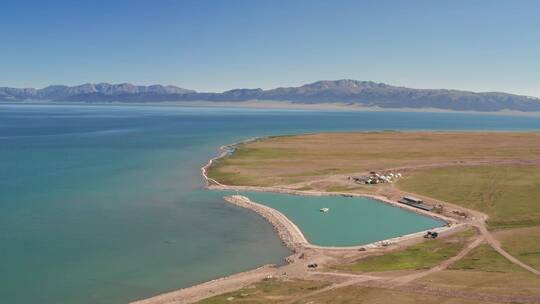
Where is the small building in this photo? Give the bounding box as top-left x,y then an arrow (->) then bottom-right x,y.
413,203 -> 433,212
403,196 -> 423,204
398,197 -> 433,211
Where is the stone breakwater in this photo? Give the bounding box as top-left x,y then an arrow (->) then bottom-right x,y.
224,195 -> 308,252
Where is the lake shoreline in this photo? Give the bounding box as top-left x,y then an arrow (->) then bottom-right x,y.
4,100 -> 540,117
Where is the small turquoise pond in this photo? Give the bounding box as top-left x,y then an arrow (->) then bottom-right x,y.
240,192 -> 445,247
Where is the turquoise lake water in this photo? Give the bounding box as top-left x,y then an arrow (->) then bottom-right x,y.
239,192 -> 444,247
1,103 -> 540,303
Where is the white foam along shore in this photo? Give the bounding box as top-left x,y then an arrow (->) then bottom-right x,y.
201,136 -> 262,186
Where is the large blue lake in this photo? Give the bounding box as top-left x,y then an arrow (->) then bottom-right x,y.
1,104 -> 539,304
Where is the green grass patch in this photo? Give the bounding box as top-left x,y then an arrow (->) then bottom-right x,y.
398,165 -> 540,229
294,186 -> 313,191
197,279 -> 328,304
298,286 -> 494,304
325,185 -> 370,192
232,147 -> 290,159
496,226 -> 540,270
335,229 -> 474,272
284,167 -> 347,177
450,244 -> 524,273
206,164 -> 259,186
419,269 -> 540,297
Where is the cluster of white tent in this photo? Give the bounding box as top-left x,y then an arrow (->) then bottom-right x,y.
351,172 -> 402,185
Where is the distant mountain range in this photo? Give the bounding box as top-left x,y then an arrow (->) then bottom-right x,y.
2,80 -> 540,112
0,83 -> 194,101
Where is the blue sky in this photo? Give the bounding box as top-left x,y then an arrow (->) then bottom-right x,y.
1,0 -> 539,96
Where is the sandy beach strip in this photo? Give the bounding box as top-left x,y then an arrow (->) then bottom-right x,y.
131,265 -> 277,304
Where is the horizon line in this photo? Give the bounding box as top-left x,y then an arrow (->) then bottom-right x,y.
2,79 -> 539,98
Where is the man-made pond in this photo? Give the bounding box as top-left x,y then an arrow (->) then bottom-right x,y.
241,192 -> 445,247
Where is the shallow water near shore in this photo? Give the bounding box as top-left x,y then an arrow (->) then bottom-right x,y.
1,104 -> 540,304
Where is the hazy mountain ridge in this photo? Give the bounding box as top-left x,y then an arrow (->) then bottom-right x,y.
0,83 -> 195,101
2,80 -> 540,112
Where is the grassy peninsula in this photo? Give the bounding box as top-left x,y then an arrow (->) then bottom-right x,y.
199,131 -> 540,303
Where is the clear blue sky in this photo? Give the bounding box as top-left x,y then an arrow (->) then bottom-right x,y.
1,0 -> 539,96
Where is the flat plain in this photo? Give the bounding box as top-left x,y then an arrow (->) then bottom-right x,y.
207,132 -> 540,187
